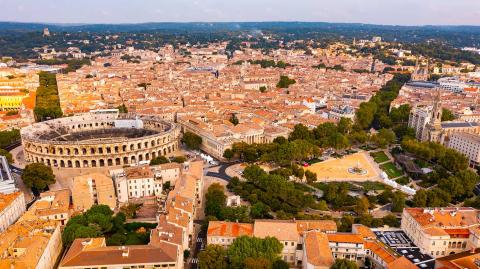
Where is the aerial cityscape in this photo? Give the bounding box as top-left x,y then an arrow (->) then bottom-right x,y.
1,1 -> 480,269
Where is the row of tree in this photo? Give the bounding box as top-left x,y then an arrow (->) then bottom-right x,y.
34,72 -> 63,122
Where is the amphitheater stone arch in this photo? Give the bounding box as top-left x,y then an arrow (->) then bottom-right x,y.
21,112 -> 181,169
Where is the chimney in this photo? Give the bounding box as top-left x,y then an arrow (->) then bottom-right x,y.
122,246 -> 129,257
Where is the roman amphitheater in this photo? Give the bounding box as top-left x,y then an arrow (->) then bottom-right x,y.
21,110 -> 180,169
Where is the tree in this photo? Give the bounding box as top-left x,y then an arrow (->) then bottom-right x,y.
244,257 -> 271,269
150,156 -> 169,165
276,75 -> 296,88
355,197 -> 370,215
227,236 -> 283,269
205,183 -> 227,218
223,148 -> 234,161
441,108 -> 455,121
289,124 -> 313,141
337,118 -> 353,135
198,245 -> 227,269
413,189 -> 427,207
117,103 -> 128,113
250,202 -> 271,219
391,192 -> 406,212
272,260 -> 289,269
22,163 -> 55,190
172,156 -> 187,163
182,131 -> 202,150
439,148 -> 468,172
230,113 -> 239,125
305,170 -> 317,184
331,259 -> 358,269
372,128 -> 396,148
259,86 -> 267,93
0,148 -> 13,163
338,215 -> 354,232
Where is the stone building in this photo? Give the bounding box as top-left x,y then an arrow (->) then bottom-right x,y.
21,111 -> 180,169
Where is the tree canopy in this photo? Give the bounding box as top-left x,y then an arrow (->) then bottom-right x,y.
227,236 -> 283,269
181,131 -> 202,150
21,163 -> 56,190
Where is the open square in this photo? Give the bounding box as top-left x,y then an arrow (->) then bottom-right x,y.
305,152 -> 381,182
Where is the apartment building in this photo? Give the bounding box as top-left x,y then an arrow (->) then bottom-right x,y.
408,105 -> 433,141
0,190 -> 67,269
59,161 -> 204,269
72,172 -> 117,212
0,191 -> 25,232
448,132 -> 480,166
254,220 -> 300,264
207,220 -> 417,269
178,116 -> 289,160
401,207 -> 480,258
207,221 -> 254,247
33,189 -> 71,226
327,233 -> 365,262
152,162 -> 182,186
59,238 -> 180,269
207,219 -> 337,266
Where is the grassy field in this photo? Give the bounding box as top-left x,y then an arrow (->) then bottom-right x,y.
370,151 -> 390,163
358,181 -> 387,191
395,176 -> 410,185
380,162 -> 403,178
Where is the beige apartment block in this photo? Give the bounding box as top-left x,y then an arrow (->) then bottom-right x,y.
72,172 -> 117,212
401,207 -> 480,258
0,191 -> 25,232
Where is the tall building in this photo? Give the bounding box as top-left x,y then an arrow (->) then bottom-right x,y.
448,132 -> 480,166
424,90 -> 443,143
409,92 -> 480,145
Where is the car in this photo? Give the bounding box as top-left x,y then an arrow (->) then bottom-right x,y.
303,162 -> 310,167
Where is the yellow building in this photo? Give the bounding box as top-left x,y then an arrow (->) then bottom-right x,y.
0,92 -> 27,111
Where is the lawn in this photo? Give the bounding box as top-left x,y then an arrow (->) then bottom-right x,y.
358,181 -> 387,191
370,151 -> 390,163
395,176 -> 410,185
380,162 -> 403,179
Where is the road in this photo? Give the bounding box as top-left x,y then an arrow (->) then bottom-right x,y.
205,161 -> 238,181
189,229 -> 206,269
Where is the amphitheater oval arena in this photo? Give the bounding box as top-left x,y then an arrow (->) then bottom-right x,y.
21,110 -> 180,169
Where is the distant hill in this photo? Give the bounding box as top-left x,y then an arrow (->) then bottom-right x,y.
1,21 -> 479,34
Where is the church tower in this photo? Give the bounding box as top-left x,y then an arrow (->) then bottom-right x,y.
426,90 -> 443,143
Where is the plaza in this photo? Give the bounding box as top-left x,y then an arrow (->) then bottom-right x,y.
305,152 -> 381,182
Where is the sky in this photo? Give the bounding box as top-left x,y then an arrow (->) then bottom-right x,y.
1,0 -> 480,26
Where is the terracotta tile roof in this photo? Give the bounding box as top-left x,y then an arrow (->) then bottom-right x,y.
0,191 -> 22,213
387,256 -> 418,269
327,233 -> 364,244
296,220 -> 337,235
207,221 -> 254,237
304,231 -> 334,267
60,238 -> 178,267
253,220 -> 299,242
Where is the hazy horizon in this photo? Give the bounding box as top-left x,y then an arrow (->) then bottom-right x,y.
1,0 -> 479,26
